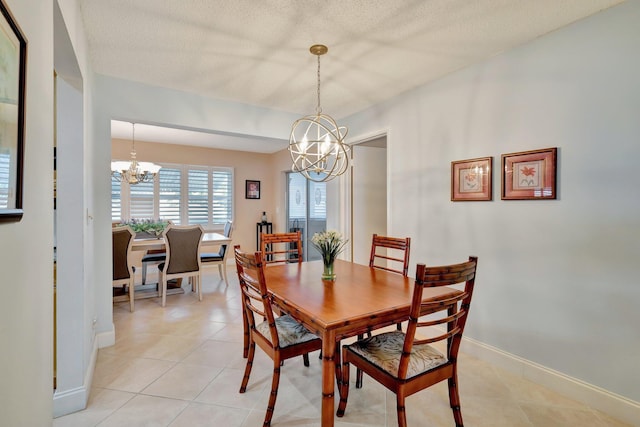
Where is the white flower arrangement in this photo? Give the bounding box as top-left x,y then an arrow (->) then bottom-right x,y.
311,230 -> 348,267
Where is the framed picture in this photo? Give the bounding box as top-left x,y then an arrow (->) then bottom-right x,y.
451,157 -> 492,201
245,180 -> 260,199
0,0 -> 27,223
501,147 -> 557,200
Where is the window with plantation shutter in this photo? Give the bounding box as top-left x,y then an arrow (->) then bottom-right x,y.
158,167 -> 181,224
188,168 -> 209,225
111,163 -> 233,230
212,169 -> 232,225
129,180 -> 154,219
0,150 -> 10,209
111,176 -> 121,221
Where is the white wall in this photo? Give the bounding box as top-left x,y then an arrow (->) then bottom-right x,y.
351,144 -> 387,264
344,0 -> 639,407
0,0 -> 54,425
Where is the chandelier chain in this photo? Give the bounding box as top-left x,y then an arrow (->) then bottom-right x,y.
316,54 -> 322,114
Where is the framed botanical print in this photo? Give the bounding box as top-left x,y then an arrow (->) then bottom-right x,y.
451,157 -> 492,201
501,148 -> 557,200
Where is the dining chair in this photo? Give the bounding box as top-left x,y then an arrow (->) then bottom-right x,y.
140,220 -> 174,286
157,224 -> 204,307
260,230 -> 303,265
200,220 -> 233,285
234,245 -> 322,427
337,256 -> 479,427
354,233 -> 412,387
369,233 -> 411,275
112,225 -> 136,312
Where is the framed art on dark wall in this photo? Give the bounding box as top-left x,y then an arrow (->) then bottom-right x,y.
245,180 -> 260,199
0,0 -> 27,223
451,157 -> 492,201
501,147 -> 557,200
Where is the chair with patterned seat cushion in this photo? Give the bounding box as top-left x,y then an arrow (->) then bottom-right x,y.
234,245 -> 322,427
337,256 -> 478,427
354,233 -> 412,388
201,220 -> 233,285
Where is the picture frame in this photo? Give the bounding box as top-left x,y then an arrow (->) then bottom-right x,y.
501,147 -> 557,200
245,180 -> 261,199
451,157 -> 492,201
0,0 -> 27,223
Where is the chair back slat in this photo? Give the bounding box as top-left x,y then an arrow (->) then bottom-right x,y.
397,256 -> 478,380
369,234 -> 411,276
260,231 -> 303,265
234,246 -> 280,347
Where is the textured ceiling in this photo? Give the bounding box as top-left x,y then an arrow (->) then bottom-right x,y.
81,0 -> 623,150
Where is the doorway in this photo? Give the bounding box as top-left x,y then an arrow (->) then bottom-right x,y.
350,136 -> 387,265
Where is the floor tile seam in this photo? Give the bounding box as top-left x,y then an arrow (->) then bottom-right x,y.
177,363 -> 228,403
514,399 -> 596,411
86,387 -> 138,427
103,354 -> 182,366
191,395 -> 264,412
507,398 -> 537,427
590,409 -> 633,427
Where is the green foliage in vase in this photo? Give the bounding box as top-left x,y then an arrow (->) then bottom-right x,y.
120,219 -> 169,236
311,230 -> 348,267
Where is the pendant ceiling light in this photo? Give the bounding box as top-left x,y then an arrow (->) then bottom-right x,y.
110,123 -> 161,185
289,44 -> 349,182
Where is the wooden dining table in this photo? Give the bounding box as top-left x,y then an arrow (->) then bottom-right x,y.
263,259 -> 462,427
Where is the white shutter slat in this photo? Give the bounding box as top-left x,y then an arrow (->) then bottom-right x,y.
159,167 -> 181,224
129,180 -> 154,219
188,169 -> 209,225
111,177 -> 121,221
0,151 -> 10,209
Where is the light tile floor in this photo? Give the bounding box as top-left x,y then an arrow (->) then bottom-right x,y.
54,270 -> 631,427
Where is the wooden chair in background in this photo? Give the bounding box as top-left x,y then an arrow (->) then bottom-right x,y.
260,230 -> 303,265
234,246 -> 322,426
158,224 -> 204,307
369,233 -> 411,275
112,225 -> 136,312
337,256 -> 479,427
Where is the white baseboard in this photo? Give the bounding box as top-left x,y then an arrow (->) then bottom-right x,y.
97,323 -> 115,348
53,334 -> 100,418
461,336 -> 640,427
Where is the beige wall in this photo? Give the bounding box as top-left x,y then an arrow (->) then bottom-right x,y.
113,139 -> 277,254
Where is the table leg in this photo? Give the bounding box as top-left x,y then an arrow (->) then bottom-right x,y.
321,330 -> 336,427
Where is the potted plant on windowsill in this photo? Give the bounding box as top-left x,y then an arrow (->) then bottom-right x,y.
120,219 -> 169,239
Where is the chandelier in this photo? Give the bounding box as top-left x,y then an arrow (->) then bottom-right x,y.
110,123 -> 161,185
289,44 -> 349,182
